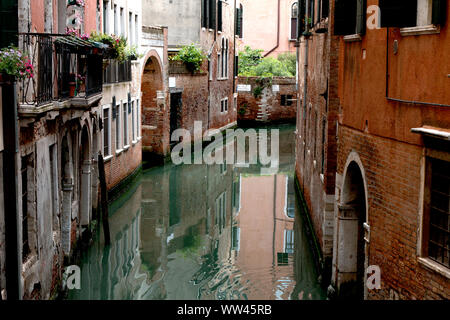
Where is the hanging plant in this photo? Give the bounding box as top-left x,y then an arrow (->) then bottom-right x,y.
0,47 -> 34,80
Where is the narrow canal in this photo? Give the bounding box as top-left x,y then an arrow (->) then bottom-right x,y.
68,124 -> 325,300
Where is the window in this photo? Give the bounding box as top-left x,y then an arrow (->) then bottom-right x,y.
281,95 -> 293,106
218,0 -> 223,32
129,12 -> 133,45
21,155 -> 31,262
291,2 -> 299,40
131,101 -> 136,142
219,37 -> 228,79
216,192 -> 227,233
116,103 -> 121,150
423,157 -> 450,269
221,98 -> 228,113
114,4 -> 118,35
209,0 -> 216,30
209,58 -> 213,80
123,102 -> 128,147
379,0 -> 447,28
232,226 -> 240,251
234,55 -> 239,77
334,0 -> 366,35
277,252 -> 289,265
136,98 -> 141,138
236,4 -> 243,38
120,7 -> 125,37
103,1 -> 110,34
103,106 -> 111,156
286,178 -> 296,218
135,15 -> 139,46
201,0 -> 208,28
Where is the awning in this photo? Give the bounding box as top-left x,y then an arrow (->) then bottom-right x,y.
411,126 -> 450,141
54,36 -> 108,55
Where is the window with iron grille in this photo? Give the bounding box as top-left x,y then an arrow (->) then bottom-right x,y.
281,95 -> 293,106
425,157 -> 450,269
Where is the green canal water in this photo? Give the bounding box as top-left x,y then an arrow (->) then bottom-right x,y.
68,124 -> 325,300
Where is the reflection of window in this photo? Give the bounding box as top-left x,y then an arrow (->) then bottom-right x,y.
423,157 -> 450,269
285,229 -> 294,254
232,226 -> 240,251
286,178 -> 295,218
220,163 -> 227,174
232,177 -> 241,214
277,252 -> 289,265
123,102 -> 128,146
216,192 -> 227,233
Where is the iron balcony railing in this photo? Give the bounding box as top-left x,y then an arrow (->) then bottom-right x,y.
19,33 -> 104,107
103,59 -> 132,84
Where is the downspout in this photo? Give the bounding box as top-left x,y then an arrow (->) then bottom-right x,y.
302,0 -> 309,189
264,0 -> 280,57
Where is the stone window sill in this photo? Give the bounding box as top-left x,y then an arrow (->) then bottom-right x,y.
343,34 -> 362,42
116,148 -> 124,155
132,140 -> 138,145
400,25 -> 440,36
123,145 -> 130,151
104,154 -> 113,162
418,257 -> 450,280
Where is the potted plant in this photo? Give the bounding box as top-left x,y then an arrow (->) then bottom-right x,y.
68,73 -> 76,97
170,44 -> 206,74
0,47 -> 34,82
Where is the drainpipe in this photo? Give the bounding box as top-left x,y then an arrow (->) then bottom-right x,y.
1,75 -> 21,300
264,0 -> 280,57
302,0 -> 310,189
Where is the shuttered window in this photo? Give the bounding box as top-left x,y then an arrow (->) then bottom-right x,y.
202,0 -> 208,28
218,0 -> 223,32
299,0 -> 306,36
236,4 -> 243,38
334,0 -> 366,36
209,0 -> 216,30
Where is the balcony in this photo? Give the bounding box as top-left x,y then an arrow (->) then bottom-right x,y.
18,33 -> 104,116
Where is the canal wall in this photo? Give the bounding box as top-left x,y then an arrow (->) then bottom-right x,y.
237,77 -> 297,125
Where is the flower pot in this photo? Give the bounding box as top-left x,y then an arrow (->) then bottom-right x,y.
69,82 -> 76,97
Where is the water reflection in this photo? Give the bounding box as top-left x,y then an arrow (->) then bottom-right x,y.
69,125 -> 325,300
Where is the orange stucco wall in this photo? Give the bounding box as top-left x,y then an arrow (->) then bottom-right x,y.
338,0 -> 450,146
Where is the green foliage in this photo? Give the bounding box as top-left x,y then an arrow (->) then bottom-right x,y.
253,86 -> 263,98
89,32 -> 129,62
0,47 -> 34,79
238,46 -> 296,77
124,45 -> 143,60
171,44 -> 207,73
277,52 -> 296,76
238,45 -> 263,75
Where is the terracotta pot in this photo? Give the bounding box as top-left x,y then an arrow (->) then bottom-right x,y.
69,82 -> 76,97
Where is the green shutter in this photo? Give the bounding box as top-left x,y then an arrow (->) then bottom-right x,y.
0,0 -> 18,48
432,0 -> 447,25
356,0 -> 367,35
218,0 -> 223,32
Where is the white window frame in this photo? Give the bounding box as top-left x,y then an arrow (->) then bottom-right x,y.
102,104 -> 112,159
123,100 -> 129,149
131,99 -> 136,143
220,97 -> 229,113
115,102 -> 122,154
400,0 -> 440,36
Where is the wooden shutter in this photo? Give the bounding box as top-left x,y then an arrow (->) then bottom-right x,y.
334,0 -> 357,35
432,0 -> 447,25
235,8 -> 241,37
239,4 -> 243,37
0,0 -> 18,48
218,0 -> 223,32
112,96 -> 117,119
201,0 -> 207,28
291,17 -> 298,39
379,0 -> 417,28
299,0 -> 306,35
356,0 -> 367,35
321,0 -> 329,19
209,0 -> 216,30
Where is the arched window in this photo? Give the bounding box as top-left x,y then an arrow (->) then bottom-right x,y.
291,2 -> 299,39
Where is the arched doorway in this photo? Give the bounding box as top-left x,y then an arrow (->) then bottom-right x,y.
79,125 -> 92,228
61,133 -> 74,255
335,160 -> 368,299
141,52 -> 166,156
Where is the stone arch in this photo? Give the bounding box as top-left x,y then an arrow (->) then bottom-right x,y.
334,151 -> 369,299
141,49 -> 166,156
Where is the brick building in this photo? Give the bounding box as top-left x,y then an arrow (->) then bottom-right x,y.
142,0 -> 238,160
296,0 -> 450,299
237,76 -> 297,124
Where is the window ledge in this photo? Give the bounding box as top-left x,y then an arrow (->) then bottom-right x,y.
418,257 -> 450,280
123,145 -> 130,151
116,148 -> 124,155
343,34 -> 362,42
400,25 -> 440,36
104,155 -> 113,162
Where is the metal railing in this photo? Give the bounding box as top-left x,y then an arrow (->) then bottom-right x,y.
19,33 -> 104,107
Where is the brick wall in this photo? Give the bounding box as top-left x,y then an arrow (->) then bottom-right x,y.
237,77 -> 297,124
337,125 -> 450,300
